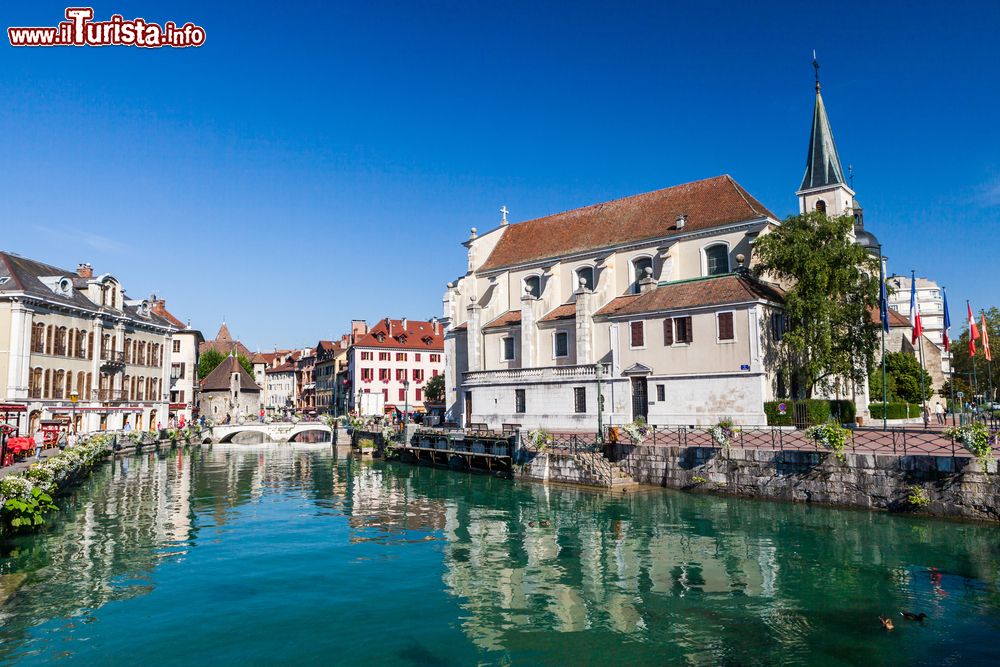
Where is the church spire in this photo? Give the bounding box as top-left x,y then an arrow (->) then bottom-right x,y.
799,53 -> 846,192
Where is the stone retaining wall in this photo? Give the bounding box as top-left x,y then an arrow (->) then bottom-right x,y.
516,452 -> 608,487
607,444 -> 1000,521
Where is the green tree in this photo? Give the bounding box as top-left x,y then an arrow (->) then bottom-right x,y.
423,374 -> 445,404
199,349 -> 255,379
753,212 -> 880,398
949,306 -> 999,402
870,352 -> 933,403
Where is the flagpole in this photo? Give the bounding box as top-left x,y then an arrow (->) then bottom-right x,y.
912,271 -> 928,428
879,248 -> 887,430
983,309 -> 994,414
969,300 -> 980,416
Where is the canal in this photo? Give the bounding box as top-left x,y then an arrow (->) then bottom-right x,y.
0,444 -> 998,666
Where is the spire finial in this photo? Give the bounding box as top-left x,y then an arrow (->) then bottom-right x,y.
813,50 -> 820,92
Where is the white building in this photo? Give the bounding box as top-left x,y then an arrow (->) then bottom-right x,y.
0,252 -> 179,434
442,69 -> 875,430
885,274 -> 950,374
152,298 -> 202,426
348,318 -> 445,415
265,361 -> 296,414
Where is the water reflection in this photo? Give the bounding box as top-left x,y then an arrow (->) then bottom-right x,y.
0,446 -> 997,666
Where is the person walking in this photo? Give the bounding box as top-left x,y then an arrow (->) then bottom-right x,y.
934,401 -> 945,425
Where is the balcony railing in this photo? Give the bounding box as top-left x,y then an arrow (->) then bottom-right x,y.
463,363 -> 610,385
101,351 -> 126,366
94,389 -> 127,402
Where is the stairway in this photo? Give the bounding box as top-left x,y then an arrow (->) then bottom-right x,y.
575,451 -> 637,488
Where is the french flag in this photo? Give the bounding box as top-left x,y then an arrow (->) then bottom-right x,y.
968,301 -> 980,356
942,288 -> 951,352
909,272 -> 922,345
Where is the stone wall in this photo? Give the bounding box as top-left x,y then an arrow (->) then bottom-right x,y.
606,444 -> 1000,522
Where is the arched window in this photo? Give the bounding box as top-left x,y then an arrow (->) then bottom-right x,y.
46,325 -> 55,355
124,338 -> 133,363
77,371 -> 86,397
64,371 -> 73,399
704,244 -> 730,276
53,370 -> 65,399
815,199 -> 827,214
102,334 -> 111,360
85,373 -> 92,399
632,257 -> 653,294
523,275 -> 541,299
31,323 -> 45,353
88,332 -> 94,360
55,327 -> 67,356
29,368 -> 43,399
43,369 -> 51,398
576,266 -> 595,291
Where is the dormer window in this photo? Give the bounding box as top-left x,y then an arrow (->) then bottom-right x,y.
576,266 -> 594,291
523,275 -> 541,299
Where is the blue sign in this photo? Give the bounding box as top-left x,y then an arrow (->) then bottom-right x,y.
740,364 -> 750,371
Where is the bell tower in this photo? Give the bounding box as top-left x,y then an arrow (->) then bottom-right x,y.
796,55 -> 855,217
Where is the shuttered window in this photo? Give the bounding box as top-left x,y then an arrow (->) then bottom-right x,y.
717,312 -> 735,341
675,317 -> 693,344
663,319 -> 673,345
630,321 -> 645,348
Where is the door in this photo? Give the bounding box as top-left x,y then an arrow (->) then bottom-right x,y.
464,391 -> 473,427
631,377 -> 649,423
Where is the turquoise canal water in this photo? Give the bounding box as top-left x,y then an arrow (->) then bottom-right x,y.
1,445 -> 999,666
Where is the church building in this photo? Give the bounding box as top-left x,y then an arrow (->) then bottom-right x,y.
442,65 -> 874,430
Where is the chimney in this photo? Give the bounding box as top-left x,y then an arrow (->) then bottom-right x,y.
401,317 -> 408,331
431,317 -> 439,335
385,317 -> 392,335
151,297 -> 167,316
76,263 -> 93,278
675,214 -> 687,230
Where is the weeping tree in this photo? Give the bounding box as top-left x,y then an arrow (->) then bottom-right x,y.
753,212 -> 880,399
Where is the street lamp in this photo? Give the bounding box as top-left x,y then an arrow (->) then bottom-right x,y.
70,390 -> 79,434
403,379 -> 410,425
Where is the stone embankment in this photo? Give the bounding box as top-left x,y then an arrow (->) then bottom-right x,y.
607,444 -> 999,522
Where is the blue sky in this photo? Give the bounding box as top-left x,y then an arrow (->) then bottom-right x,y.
2,1 -> 998,350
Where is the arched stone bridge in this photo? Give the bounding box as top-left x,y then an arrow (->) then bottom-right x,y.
205,422 -> 333,444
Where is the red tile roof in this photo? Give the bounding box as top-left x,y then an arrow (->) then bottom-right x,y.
868,306 -> 911,328
594,274 -> 784,318
539,303 -> 577,323
354,319 -> 444,350
483,311 -> 522,330
266,361 -> 296,374
479,175 -> 777,272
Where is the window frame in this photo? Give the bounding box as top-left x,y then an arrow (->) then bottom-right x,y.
522,274 -> 542,299
552,331 -> 569,358
716,310 -> 736,343
631,255 -> 654,294
629,320 -> 646,349
501,336 -> 515,361
573,386 -> 587,413
656,384 -> 665,402
515,388 -> 526,414
575,265 -> 595,291
701,242 -> 731,277
671,316 -> 693,345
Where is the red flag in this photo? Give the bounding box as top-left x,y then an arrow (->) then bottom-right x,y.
982,313 -> 992,362
968,302 -> 980,356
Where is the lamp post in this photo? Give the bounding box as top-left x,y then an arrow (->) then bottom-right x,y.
70,390 -> 79,434
403,379 -> 410,425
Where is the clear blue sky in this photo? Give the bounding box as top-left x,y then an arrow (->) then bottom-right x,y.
3,1 -> 998,350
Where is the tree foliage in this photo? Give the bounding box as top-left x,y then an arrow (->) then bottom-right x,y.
949,305 -> 999,402
753,212 -> 880,399
871,352 -> 933,403
199,348 -> 255,379
423,374 -> 445,404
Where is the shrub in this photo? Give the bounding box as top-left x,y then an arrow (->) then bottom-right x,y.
805,421 -> 849,462
906,484 -> 930,508
946,423 -> 994,469
869,402 -> 921,420
764,401 -> 794,426
829,400 -> 857,424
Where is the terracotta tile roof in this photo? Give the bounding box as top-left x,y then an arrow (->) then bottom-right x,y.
868,306 -> 911,328
539,303 -> 577,323
200,339 -> 253,359
483,311 -> 522,330
200,355 -> 261,392
479,175 -> 777,272
266,361 -> 296,374
451,322 -> 468,332
594,273 -> 784,318
354,318 -> 445,350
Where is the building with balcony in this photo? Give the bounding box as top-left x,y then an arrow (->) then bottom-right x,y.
315,337 -> 350,415
885,274 -> 951,375
154,299 -> 202,427
265,362 -> 296,415
0,252 -> 180,434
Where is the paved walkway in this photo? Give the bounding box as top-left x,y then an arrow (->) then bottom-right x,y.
0,447 -> 62,479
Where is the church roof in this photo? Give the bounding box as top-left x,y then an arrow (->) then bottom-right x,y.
200,355 -> 261,393
799,86 -> 846,191
215,322 -> 233,341
479,175 -> 777,272
594,273 -> 784,318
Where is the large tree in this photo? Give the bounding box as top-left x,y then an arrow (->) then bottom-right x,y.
753,212 -> 880,398
199,348 -> 255,380
949,305 -> 999,402
871,351 -> 933,403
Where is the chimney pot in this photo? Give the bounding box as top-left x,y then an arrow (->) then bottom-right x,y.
76,263 -> 93,278
675,214 -> 687,230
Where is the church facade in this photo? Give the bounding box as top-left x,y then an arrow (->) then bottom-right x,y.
443,70 -> 874,431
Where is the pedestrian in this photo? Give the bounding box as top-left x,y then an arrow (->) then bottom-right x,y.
934,401 -> 944,425
259,408 -> 265,424
67,432 -> 78,449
